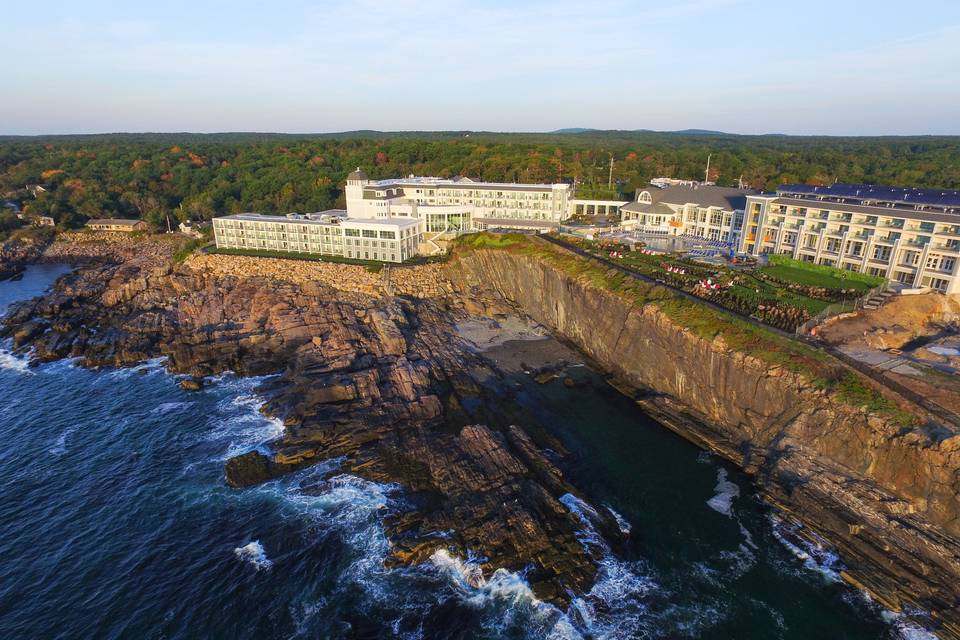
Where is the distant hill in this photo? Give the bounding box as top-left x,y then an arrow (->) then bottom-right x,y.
553,127 -> 731,136
551,128 -> 600,134
673,129 -> 728,135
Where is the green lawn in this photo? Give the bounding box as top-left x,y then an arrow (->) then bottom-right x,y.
762,255 -> 884,291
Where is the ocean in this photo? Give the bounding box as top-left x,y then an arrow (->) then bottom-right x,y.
0,265 -> 934,639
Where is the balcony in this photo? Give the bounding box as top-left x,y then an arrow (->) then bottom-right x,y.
933,242 -> 960,253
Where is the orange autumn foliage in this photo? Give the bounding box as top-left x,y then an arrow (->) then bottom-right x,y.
41,169 -> 64,180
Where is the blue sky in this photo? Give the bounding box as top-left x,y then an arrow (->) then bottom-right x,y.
3,0 -> 959,135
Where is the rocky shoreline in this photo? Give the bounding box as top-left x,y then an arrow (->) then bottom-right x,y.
0,233 -> 54,281
0,241 -> 625,606
4,233 -> 960,636
450,241 -> 960,638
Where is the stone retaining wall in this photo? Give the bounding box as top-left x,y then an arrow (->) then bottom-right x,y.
184,253 -> 455,299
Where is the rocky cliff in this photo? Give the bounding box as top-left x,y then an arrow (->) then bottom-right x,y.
0,232 -> 54,281
447,241 -> 960,637
1,253 -> 625,606
6,235 -> 960,634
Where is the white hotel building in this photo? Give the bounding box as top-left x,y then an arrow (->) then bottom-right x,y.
213,168 -> 574,262
343,168 -> 572,233
619,183 -> 756,245
739,184 -> 960,294
212,211 -> 423,263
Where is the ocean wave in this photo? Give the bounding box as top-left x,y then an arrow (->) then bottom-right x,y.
882,610 -> 939,640
102,357 -> 169,379
560,493 -> 675,639
151,401 -> 195,415
204,385 -> 285,459
0,348 -> 34,375
36,356 -> 81,373
605,504 -> 632,536
234,540 -> 273,570
768,515 -> 842,583
429,549 -> 570,638
48,427 -> 76,455
770,513 -> 937,637
275,470 -> 395,565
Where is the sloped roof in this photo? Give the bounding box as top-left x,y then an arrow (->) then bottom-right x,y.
347,167 -> 368,181
622,184 -> 756,214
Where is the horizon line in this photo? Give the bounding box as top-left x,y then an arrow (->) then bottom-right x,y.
2,128 -> 960,139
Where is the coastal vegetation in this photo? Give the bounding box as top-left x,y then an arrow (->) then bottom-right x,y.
2,131 -> 959,231
456,233 -> 914,426
550,235 -> 876,331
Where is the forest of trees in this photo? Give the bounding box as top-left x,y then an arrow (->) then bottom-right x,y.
1,130 -> 958,230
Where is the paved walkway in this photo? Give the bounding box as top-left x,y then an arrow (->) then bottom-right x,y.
838,346 -> 922,377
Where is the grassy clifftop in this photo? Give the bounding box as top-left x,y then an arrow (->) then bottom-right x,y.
455,233 -> 914,425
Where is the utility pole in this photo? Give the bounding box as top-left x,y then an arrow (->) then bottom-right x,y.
704,154 -> 712,184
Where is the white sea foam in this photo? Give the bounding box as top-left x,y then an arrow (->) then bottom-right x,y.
105,357 -> 168,379
271,470 -> 398,602
0,349 -> 33,375
234,540 -> 273,570
48,427 -> 76,455
882,610 -> 939,640
605,505 -> 632,536
151,401 -> 195,415
559,493 -> 672,639
706,468 -> 740,516
429,549 -> 572,638
768,515 -> 841,583
560,492 -> 733,637
205,384 -> 285,459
